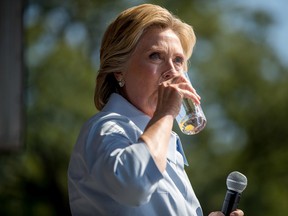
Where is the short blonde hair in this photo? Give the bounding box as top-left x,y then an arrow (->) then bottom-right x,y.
94,4 -> 196,110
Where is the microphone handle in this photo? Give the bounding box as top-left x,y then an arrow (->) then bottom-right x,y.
221,190 -> 241,216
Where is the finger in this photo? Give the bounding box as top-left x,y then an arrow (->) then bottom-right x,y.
230,209 -> 244,216
161,76 -> 201,104
174,75 -> 202,99
177,82 -> 201,100
181,89 -> 201,104
208,211 -> 224,216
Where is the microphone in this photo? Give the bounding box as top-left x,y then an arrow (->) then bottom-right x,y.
221,171 -> 247,216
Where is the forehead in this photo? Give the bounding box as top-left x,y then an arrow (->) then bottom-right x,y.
135,27 -> 183,52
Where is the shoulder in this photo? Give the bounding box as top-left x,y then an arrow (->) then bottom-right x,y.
84,112 -> 141,141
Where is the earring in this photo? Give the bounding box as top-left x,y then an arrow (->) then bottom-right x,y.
118,79 -> 125,87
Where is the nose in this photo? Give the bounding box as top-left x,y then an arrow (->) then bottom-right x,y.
161,70 -> 173,80
161,68 -> 179,82
159,59 -> 183,83
161,58 -> 182,80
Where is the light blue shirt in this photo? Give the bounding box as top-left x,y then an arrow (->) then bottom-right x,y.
68,93 -> 203,216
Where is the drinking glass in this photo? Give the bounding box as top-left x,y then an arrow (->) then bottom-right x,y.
175,72 -> 207,135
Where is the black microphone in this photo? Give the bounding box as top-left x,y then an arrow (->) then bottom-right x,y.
221,171 -> 247,216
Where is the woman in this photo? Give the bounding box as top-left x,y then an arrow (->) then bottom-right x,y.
68,4 -> 244,216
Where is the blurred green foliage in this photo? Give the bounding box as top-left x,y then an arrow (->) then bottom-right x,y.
0,0 -> 287,215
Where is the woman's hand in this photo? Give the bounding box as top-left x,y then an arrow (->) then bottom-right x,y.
155,74 -> 200,119
208,209 -> 244,216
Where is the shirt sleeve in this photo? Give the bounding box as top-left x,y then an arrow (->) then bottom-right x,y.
84,116 -> 163,206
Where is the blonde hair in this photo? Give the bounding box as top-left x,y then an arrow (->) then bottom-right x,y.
94,4 -> 196,110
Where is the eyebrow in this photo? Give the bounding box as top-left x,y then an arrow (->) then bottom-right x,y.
147,45 -> 185,57
147,44 -> 165,51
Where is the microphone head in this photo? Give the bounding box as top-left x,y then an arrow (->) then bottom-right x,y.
226,171 -> 247,193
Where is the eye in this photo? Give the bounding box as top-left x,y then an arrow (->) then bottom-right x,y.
149,52 -> 161,60
174,56 -> 184,65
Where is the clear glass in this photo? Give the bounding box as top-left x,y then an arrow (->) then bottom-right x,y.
175,73 -> 207,135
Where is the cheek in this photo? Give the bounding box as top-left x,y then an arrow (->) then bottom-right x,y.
124,59 -> 160,94
126,71 -> 158,90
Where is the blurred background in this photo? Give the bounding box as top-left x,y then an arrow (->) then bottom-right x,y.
0,0 -> 287,215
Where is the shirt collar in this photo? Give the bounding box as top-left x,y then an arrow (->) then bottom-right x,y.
168,132 -> 189,166
167,133 -> 177,164
102,93 -> 150,131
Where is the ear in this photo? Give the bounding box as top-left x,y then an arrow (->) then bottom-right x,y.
114,72 -> 123,81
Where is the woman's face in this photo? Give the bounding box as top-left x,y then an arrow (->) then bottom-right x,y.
120,27 -> 185,117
